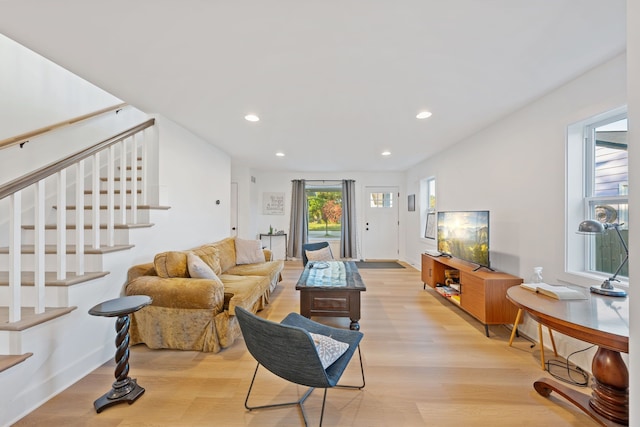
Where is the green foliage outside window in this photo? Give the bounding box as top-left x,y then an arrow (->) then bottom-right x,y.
307,190 -> 342,237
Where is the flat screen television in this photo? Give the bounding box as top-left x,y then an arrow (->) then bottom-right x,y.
437,210 -> 490,269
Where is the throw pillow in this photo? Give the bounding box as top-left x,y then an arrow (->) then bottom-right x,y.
235,238 -> 266,265
309,333 -> 349,369
305,246 -> 333,262
187,252 -> 219,279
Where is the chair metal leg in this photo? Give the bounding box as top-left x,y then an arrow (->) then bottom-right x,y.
319,388 -> 328,427
244,362 -> 317,426
335,345 -> 366,390
245,362 -> 315,409
244,346 -> 365,427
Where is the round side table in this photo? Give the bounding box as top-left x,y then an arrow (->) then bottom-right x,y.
89,295 -> 152,413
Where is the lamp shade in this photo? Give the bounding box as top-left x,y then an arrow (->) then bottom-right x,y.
578,219 -> 605,233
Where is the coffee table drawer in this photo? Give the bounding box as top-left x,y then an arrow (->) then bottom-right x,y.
304,291 -> 352,315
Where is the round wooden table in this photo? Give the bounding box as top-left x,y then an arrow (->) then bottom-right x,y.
89,295 -> 152,413
506,286 -> 628,426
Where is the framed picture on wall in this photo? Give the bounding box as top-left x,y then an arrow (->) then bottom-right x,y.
263,192 -> 285,215
408,194 -> 415,212
425,212 -> 436,239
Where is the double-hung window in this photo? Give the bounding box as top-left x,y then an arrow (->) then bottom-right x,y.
421,177 -> 436,239
582,113 -> 628,279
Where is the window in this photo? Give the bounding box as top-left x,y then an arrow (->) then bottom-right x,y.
369,192 -> 394,208
306,183 -> 342,240
421,177 -> 436,239
583,115 -> 628,278
427,178 -> 436,212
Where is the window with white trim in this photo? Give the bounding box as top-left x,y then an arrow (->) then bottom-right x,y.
369,192 -> 394,208
584,115 -> 628,278
427,178 -> 436,212
306,183 -> 342,240
421,177 -> 436,239
569,110 -> 629,280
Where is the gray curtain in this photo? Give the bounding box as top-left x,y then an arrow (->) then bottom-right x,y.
340,179 -> 357,258
288,179 -> 308,259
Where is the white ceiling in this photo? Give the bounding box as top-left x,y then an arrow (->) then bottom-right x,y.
0,1 -> 626,173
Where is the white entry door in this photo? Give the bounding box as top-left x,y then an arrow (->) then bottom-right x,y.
362,186 -> 399,260
230,182 -> 238,237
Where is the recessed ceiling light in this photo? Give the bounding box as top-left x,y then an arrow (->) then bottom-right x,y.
275,152 -> 285,157
416,111 -> 432,119
245,114 -> 260,122
381,151 -> 391,156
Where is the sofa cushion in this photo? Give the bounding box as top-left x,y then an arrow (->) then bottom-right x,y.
225,260 -> 283,290
190,244 -> 222,275
210,237 -> 237,273
235,238 -> 266,265
154,251 -> 189,278
220,274 -> 270,315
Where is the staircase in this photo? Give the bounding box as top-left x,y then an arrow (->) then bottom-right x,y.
0,118 -> 164,373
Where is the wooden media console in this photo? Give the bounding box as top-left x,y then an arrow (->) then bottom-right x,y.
421,253 -> 522,337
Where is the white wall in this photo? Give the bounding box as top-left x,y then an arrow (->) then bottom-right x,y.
627,1 -> 639,424
404,53 -> 627,371
0,33 -> 123,142
0,34 -> 145,186
117,115 -> 232,266
245,170 -> 405,261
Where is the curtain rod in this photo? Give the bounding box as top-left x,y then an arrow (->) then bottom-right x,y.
292,179 -> 352,183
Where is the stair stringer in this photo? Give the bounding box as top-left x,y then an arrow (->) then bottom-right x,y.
0,207 -> 179,427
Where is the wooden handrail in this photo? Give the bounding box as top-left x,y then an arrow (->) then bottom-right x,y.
0,102 -> 128,150
0,118 -> 155,200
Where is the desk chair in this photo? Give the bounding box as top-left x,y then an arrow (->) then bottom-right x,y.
509,308 -> 557,370
301,241 -> 334,266
236,307 -> 365,426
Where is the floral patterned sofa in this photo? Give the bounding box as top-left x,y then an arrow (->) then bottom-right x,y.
125,237 -> 284,353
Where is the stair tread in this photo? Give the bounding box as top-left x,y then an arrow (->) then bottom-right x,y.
100,177 -> 142,181
84,189 -> 142,194
22,223 -> 154,230
0,244 -> 134,254
0,271 -> 109,287
0,306 -> 77,331
54,205 -> 170,210
0,353 -> 33,373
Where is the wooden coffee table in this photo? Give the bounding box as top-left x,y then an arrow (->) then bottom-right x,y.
295,260 -> 366,330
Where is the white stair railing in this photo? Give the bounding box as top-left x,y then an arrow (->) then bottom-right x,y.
0,118 -> 156,323
9,191 -> 21,322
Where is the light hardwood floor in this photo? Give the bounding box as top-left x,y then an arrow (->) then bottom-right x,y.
14,261 -> 597,426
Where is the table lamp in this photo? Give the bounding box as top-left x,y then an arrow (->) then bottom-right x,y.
577,219 -> 628,297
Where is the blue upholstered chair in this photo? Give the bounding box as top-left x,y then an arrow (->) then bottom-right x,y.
301,241 -> 334,266
235,306 -> 365,426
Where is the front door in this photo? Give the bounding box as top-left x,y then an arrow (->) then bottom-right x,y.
362,186 -> 399,260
